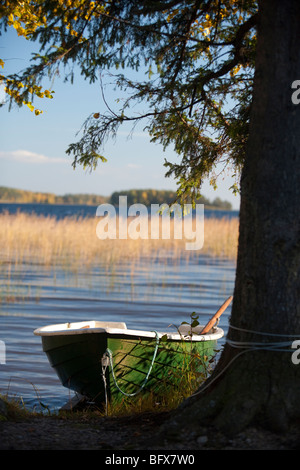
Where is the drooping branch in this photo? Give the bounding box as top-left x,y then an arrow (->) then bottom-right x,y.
1,0 -> 258,201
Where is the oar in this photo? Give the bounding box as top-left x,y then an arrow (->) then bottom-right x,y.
200,295 -> 233,334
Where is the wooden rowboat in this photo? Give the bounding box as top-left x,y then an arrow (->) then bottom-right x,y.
33,319 -> 224,405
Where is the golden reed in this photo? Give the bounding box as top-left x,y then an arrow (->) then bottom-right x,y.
0,212 -> 238,272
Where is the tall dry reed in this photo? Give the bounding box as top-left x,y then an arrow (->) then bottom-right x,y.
0,212 -> 238,274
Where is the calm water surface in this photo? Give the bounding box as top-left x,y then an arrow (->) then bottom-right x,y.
0,201 -> 239,220
0,203 -> 237,411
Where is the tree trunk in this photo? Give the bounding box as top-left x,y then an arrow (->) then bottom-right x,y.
169,0 -> 300,435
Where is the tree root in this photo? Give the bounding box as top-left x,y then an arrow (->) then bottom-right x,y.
161,349 -> 300,438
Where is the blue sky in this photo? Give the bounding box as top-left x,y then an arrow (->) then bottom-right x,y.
0,28 -> 240,209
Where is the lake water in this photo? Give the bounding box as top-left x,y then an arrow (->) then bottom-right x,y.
0,203 -> 237,412
0,201 -> 239,220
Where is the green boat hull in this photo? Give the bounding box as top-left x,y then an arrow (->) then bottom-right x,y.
34,321 -> 224,404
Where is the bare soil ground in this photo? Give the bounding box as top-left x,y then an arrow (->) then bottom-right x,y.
1,409 -> 300,451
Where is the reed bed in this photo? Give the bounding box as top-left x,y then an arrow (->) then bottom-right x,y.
0,212 -> 238,275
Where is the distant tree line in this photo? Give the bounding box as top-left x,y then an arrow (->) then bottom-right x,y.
0,186 -> 108,205
0,186 -> 232,210
110,189 -> 232,210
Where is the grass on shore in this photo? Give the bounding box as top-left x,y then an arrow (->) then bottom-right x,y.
0,346 -> 217,420
0,394 -> 39,421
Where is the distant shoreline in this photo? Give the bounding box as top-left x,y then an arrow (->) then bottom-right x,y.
0,200 -> 237,212
0,186 -> 235,211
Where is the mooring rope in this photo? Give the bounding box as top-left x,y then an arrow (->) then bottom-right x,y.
229,324 -> 300,338
102,331 -> 160,400
226,325 -> 300,352
101,354 -> 110,415
189,325 -> 300,398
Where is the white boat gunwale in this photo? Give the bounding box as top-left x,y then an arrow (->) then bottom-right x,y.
33,320 -> 224,342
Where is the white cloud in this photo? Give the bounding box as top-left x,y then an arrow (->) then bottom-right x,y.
127,163 -> 141,169
0,149 -> 66,164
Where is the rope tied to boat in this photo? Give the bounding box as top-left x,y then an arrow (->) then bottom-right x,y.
226,325 -> 300,352
189,325 -> 300,400
101,330 -> 160,400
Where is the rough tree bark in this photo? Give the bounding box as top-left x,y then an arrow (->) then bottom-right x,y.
167,0 -> 300,436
